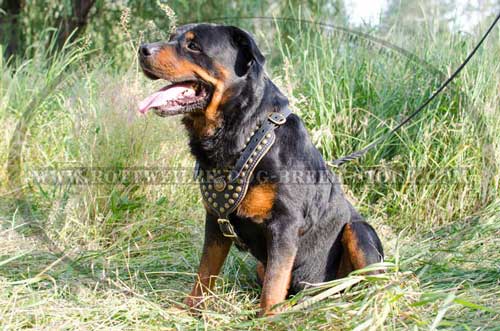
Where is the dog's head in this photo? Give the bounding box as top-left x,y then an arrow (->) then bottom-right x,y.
138,23 -> 265,135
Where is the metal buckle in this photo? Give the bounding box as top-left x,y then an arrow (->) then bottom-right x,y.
268,112 -> 286,125
217,218 -> 237,238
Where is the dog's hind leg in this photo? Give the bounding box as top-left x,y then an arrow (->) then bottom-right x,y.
336,222 -> 384,278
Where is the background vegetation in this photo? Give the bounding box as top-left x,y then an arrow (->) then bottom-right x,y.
0,0 -> 499,329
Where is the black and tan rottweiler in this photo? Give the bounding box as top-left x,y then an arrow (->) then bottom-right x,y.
138,23 -> 384,316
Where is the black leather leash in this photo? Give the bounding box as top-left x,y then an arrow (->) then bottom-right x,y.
195,108 -> 292,248
330,12 -> 500,167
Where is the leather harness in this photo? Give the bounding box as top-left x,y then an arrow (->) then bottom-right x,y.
194,108 -> 292,248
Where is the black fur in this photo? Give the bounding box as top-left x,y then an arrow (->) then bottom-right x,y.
140,23 -> 384,296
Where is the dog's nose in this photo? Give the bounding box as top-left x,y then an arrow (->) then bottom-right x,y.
139,44 -> 156,57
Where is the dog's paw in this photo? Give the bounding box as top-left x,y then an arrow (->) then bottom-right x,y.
258,306 -> 282,318
184,295 -> 205,315
258,301 -> 290,318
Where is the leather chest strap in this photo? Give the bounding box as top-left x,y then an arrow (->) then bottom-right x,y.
197,108 -> 292,248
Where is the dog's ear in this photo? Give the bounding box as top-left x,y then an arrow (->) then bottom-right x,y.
228,26 -> 265,76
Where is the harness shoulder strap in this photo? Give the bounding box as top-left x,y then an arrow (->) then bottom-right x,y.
230,108 -> 291,181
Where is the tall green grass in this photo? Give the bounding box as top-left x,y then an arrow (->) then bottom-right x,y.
262,18 -> 499,232
0,7 -> 499,330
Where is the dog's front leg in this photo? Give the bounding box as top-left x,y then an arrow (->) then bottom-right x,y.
260,220 -> 299,316
185,214 -> 232,310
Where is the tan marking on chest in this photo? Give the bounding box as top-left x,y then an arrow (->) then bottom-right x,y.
237,183 -> 277,221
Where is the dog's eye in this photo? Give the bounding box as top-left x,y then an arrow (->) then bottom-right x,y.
186,41 -> 201,52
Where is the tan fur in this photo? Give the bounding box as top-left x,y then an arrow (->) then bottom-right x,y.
341,223 -> 367,270
237,183 -> 277,221
153,47 -> 229,136
260,254 -> 295,316
185,240 -> 231,308
336,252 -> 353,278
256,261 -> 266,283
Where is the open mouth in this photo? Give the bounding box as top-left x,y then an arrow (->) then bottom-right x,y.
138,81 -> 212,117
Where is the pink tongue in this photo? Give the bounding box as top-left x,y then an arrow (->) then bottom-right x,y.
138,83 -> 196,114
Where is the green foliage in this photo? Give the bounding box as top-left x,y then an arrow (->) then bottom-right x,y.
0,2 -> 499,330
